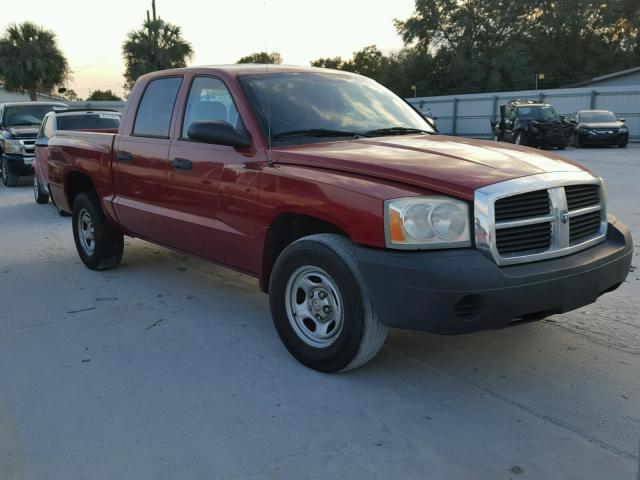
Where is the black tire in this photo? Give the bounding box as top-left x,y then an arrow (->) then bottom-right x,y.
33,176 -> 49,204
269,234 -> 387,372
1,159 -> 19,187
72,192 -> 124,270
573,133 -> 581,148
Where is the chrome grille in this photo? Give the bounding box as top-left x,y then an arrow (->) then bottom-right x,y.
20,139 -> 36,156
495,190 -> 550,222
474,172 -> 608,266
565,184 -> 599,210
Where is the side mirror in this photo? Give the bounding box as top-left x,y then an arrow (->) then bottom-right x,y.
187,120 -> 251,148
619,118 -> 625,123
35,137 -> 49,147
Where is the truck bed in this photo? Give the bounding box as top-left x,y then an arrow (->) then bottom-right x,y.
47,130 -> 118,213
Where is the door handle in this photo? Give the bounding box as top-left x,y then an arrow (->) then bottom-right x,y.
117,151 -> 133,162
171,158 -> 193,171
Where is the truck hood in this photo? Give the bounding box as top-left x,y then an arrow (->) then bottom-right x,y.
5,126 -> 39,138
273,135 -> 587,199
580,121 -> 625,129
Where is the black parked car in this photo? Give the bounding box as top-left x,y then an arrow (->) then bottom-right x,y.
567,110 -> 628,148
491,100 -> 573,149
0,102 -> 68,186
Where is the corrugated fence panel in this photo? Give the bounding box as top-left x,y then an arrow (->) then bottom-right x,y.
408,85 -> 639,141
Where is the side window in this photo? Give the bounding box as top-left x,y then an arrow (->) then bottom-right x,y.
133,77 -> 182,138
182,76 -> 243,138
504,105 -> 515,121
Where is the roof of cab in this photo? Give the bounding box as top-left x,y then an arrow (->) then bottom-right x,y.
1,101 -> 68,107
142,64 -> 357,78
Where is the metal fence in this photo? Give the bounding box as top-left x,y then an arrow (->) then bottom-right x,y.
407,85 -> 640,142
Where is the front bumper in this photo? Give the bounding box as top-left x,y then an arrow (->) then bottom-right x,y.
578,130 -> 628,146
355,217 -> 632,334
1,153 -> 34,176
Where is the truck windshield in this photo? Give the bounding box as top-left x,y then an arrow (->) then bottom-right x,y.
239,72 -> 434,145
3,105 -> 67,127
517,106 -> 558,121
579,111 -> 617,123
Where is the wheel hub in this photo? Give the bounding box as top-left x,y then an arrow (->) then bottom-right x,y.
285,266 -> 344,348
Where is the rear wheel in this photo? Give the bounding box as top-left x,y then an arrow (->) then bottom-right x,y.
514,131 -> 526,146
72,192 -> 124,270
33,176 -> 49,204
269,234 -> 387,372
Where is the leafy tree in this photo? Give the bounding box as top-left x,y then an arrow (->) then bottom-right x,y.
60,88 -> 82,101
394,0 -> 640,95
236,52 -> 283,64
310,57 -> 346,69
0,22 -> 69,101
87,89 -> 122,101
122,0 -> 194,91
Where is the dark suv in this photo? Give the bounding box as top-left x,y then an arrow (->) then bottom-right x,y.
0,102 -> 68,186
491,100 -> 573,149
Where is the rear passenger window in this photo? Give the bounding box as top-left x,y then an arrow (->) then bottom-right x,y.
182,76 -> 243,138
133,77 -> 182,138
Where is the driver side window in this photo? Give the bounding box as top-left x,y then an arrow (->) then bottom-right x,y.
182,76 -> 244,139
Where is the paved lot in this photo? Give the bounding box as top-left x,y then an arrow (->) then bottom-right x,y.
1,145 -> 638,480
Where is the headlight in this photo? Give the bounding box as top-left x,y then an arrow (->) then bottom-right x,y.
385,196 -> 471,249
2,139 -> 22,154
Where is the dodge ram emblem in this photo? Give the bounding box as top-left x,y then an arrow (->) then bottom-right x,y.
560,210 -> 570,224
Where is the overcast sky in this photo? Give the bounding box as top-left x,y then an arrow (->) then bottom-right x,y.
3,0 -> 416,98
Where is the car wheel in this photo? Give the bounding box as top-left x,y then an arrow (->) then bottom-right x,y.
33,176 -> 50,204
1,159 -> 19,187
573,133 -> 581,148
72,192 -> 124,270
269,233 -> 388,372
492,135 -> 499,142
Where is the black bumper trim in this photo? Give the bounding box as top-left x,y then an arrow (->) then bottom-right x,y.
355,218 -> 633,334
1,153 -> 33,176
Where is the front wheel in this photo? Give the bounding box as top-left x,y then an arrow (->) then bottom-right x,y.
1,159 -> 19,187
33,176 -> 49,204
72,192 -> 124,270
269,234 -> 387,372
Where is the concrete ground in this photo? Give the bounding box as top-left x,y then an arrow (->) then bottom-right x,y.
0,145 -> 638,480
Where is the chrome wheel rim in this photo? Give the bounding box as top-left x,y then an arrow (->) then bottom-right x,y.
515,134 -> 522,144
77,208 -> 96,255
285,266 -> 344,348
1,161 -> 6,183
33,176 -> 39,200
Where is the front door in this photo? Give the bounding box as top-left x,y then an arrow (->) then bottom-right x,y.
112,76 -> 183,242
166,75 -> 259,271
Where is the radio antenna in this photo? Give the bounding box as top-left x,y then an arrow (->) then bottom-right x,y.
264,0 -> 273,166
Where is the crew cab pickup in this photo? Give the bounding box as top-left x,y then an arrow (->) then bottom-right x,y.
47,66 -> 633,372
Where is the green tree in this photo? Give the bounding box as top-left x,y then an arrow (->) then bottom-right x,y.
87,89 -> 122,101
0,22 -> 69,101
236,52 -> 283,64
122,0 -> 194,91
60,88 -> 82,101
310,57 -> 345,69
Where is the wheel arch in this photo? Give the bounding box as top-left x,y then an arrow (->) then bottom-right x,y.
260,212 -> 350,292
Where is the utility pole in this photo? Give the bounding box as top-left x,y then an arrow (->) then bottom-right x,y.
535,73 -> 544,91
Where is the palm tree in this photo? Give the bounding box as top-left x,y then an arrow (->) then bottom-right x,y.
0,22 -> 69,101
122,0 -> 194,90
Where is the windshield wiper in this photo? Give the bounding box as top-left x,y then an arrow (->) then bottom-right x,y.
272,128 -> 366,140
365,126 -> 432,136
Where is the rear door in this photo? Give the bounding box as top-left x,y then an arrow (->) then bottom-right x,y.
165,75 -> 259,271
112,76 -> 182,242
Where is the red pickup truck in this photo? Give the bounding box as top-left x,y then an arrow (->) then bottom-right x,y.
47,66 -> 632,372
